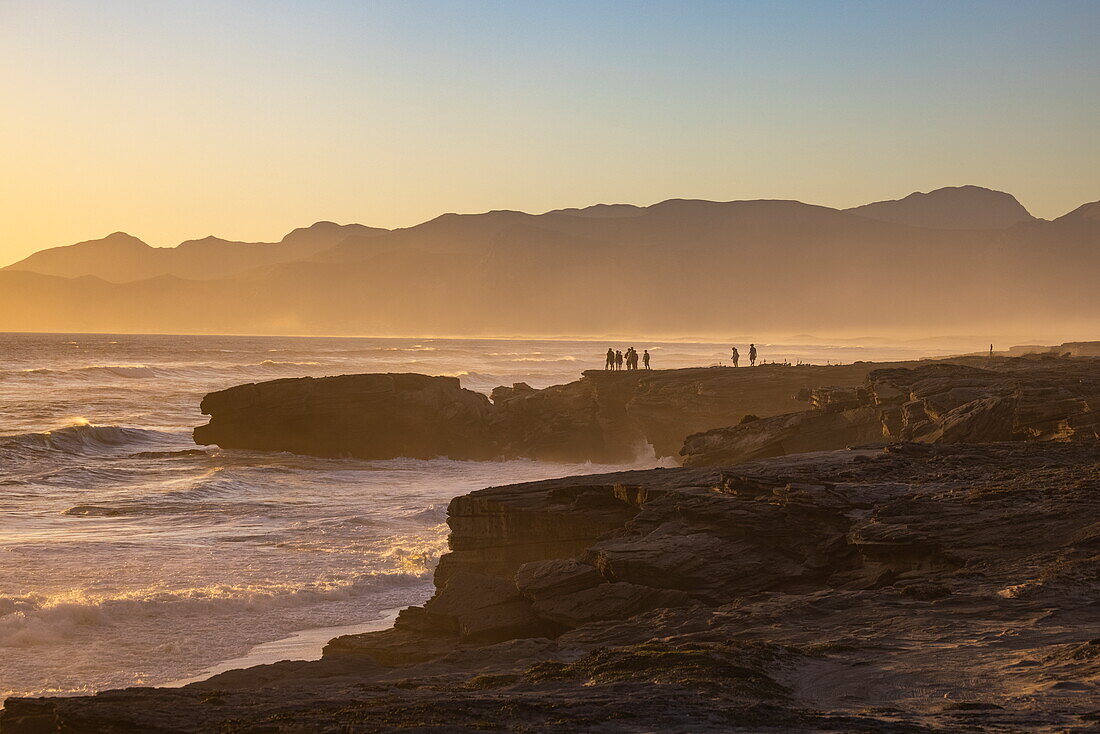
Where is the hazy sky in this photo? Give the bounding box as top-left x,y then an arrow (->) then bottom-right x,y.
2,0 -> 1097,264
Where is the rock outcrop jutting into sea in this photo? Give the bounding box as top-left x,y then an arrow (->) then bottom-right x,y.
193,361 -> 921,463
195,353 -> 1100,467
194,373 -> 498,460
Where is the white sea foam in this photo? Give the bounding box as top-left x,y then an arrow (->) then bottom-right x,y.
6,360 -> 329,380
0,573 -> 424,648
0,424 -> 169,457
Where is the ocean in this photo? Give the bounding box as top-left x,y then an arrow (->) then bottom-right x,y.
0,332 -> 952,697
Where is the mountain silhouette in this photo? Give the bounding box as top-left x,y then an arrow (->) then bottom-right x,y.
845,185 -> 1035,230
1056,200 -> 1100,223
3,221 -> 386,282
1,188 -> 1096,337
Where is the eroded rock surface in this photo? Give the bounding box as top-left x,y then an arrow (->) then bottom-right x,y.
7,441 -> 1099,732
683,357 -> 1100,466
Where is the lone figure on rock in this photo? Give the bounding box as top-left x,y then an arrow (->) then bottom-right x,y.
749,344 -> 757,367
643,350 -> 651,369
731,347 -> 739,367
606,348 -> 615,370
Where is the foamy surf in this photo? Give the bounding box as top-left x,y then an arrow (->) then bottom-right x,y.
0,574 -> 424,649
0,424 -> 171,457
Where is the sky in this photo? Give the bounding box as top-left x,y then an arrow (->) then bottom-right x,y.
1,0 -> 1098,264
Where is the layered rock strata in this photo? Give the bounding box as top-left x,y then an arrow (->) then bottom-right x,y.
6,441 -> 1099,732
683,357 -> 1100,466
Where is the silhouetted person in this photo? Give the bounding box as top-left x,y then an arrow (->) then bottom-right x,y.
731,347 -> 739,367
628,347 -> 637,370
989,343 -> 994,359
615,350 -> 623,370
606,348 -> 615,370
643,350 -> 650,369
749,344 -> 757,366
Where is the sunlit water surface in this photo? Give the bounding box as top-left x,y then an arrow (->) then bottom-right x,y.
0,333 -> 949,696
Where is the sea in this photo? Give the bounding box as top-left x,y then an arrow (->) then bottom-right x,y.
0,332 -> 957,698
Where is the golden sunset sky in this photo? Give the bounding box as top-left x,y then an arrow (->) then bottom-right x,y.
2,0 -> 1097,264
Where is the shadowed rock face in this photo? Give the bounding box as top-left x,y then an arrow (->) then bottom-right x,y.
7,441 -> 1099,732
682,357 -> 1100,467
193,362 -> 918,463
193,373 -> 497,460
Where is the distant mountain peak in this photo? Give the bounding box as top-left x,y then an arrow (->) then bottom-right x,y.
550,203 -> 646,219
280,221 -> 385,244
847,185 -> 1034,230
1056,200 -> 1100,222
97,231 -> 150,247
178,235 -> 235,249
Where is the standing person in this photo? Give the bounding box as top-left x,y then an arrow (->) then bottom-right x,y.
628,347 -> 637,370
643,350 -> 651,369
606,347 -> 615,370
749,344 -> 757,367
731,347 -> 739,367
615,350 -> 623,371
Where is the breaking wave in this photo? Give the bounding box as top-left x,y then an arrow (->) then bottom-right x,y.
0,424 -> 170,458
0,573 -> 427,648
442,370 -> 507,392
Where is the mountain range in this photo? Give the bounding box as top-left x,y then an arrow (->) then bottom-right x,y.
2,186 -> 1097,337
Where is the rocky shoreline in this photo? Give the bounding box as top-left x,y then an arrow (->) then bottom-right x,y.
191,358 -> 984,463
4,353 -> 1099,732
682,357 -> 1100,466
194,353 -> 1099,469
5,440 -> 1099,732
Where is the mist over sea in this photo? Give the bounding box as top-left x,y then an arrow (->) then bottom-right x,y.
0,332 -> 959,696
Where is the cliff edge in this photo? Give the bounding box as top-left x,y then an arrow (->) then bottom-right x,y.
193,361 -> 924,463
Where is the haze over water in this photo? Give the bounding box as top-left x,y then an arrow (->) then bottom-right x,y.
0,332 -> 964,696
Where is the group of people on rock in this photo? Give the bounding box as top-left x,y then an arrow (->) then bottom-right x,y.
602,343 -> 758,371
605,347 -> 650,371
730,343 -> 757,367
